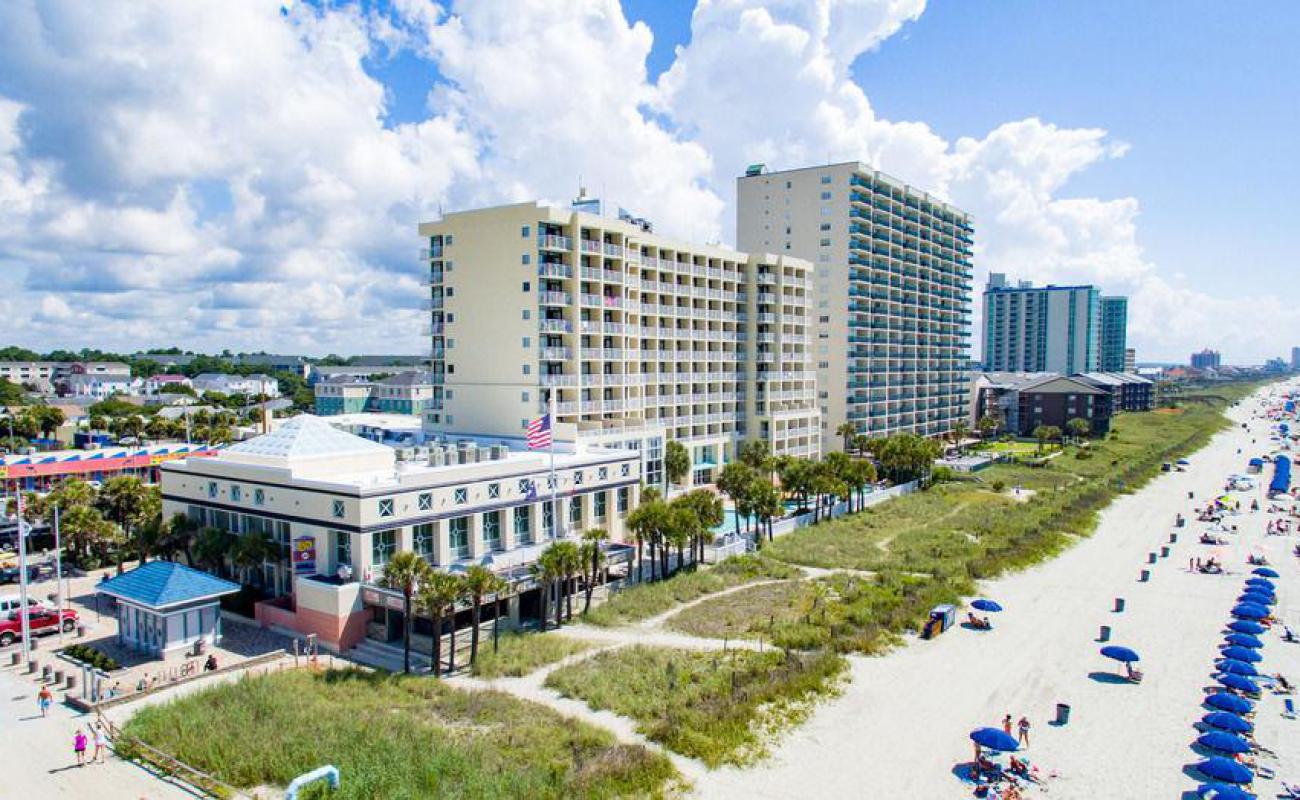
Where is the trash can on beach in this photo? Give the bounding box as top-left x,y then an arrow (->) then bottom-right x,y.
1055,704 -> 1071,725
1114,597 -> 1126,612
1099,625 -> 1111,642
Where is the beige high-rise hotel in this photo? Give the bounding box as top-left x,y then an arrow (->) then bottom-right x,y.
417,200 -> 820,488
737,162 -> 974,451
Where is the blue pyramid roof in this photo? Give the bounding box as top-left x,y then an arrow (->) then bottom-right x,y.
96,561 -> 239,610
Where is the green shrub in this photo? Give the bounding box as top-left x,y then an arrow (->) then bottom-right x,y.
60,643 -> 121,672
990,480 -> 1006,493
470,633 -> 595,679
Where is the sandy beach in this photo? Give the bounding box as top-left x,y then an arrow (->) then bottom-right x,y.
697,382 -> 1300,799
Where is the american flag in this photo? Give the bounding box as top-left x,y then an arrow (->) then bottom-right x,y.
526,413 -> 552,450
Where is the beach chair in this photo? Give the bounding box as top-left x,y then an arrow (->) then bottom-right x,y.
1285,698 -> 1297,719
1280,780 -> 1300,799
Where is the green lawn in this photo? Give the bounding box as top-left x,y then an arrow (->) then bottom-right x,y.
583,554 -> 801,627
544,646 -> 847,768
120,668 -> 679,800
973,440 -> 1056,457
471,632 -> 597,679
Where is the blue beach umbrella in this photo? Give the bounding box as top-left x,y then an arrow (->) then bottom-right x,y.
1220,646 -> 1263,664
1218,660 -> 1259,677
1202,712 -> 1252,733
1224,633 -> 1263,649
1239,591 -> 1275,605
1195,757 -> 1253,785
1228,620 -> 1266,635
1232,603 -> 1269,620
1244,577 -> 1274,590
1252,567 -> 1279,578
971,599 -> 1002,613
1206,693 -> 1254,714
969,727 -> 1019,752
1215,674 -> 1260,694
1197,731 -> 1252,755
1197,783 -> 1256,800
1100,645 -> 1141,663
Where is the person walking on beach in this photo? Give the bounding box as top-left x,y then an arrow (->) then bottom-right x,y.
1017,716 -> 1031,747
92,723 -> 108,764
37,685 -> 53,718
1002,714 -> 1012,736
73,728 -> 87,766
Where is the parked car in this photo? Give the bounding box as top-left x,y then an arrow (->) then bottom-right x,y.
0,564 -> 45,585
0,607 -> 77,646
0,593 -> 43,615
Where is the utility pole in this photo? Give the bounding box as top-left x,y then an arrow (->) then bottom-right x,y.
11,417 -> 32,663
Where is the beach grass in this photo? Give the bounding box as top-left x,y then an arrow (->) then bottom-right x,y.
583,554 -> 801,628
665,572 -> 968,654
544,646 -> 847,767
470,632 -> 597,679
119,668 -> 679,800
767,390 -> 1249,580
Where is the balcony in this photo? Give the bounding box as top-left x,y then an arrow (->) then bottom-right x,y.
539,234 -> 572,251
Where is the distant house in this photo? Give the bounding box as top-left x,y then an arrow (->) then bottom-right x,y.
144,374 -> 193,394
2,361 -> 130,393
236,354 -> 310,378
192,373 -> 281,398
314,371 -> 436,416
61,373 -> 144,400
972,372 -> 1113,437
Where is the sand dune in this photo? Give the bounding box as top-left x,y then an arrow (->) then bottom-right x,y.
697,383 -> 1300,799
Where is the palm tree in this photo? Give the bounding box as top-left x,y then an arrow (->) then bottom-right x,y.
977,413 -> 999,440
488,573 -> 509,653
232,531 -> 272,586
380,551 -> 430,674
193,527 -> 232,577
580,528 -> 608,614
664,440 -> 690,490
751,481 -> 783,545
715,462 -> 753,540
416,571 -> 462,677
97,476 -> 154,568
835,422 -> 857,453
680,489 -> 722,564
462,564 -> 497,667
949,419 -> 970,455
626,495 -> 669,583
1066,417 -> 1091,444
550,540 -> 582,621
531,551 -> 556,631
665,503 -> 694,575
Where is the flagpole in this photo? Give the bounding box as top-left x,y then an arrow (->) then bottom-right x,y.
548,390 -> 558,540
15,470 -> 31,664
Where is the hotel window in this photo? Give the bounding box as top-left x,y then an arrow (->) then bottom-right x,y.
819,222 -> 831,231
334,531 -> 350,566
521,254 -> 530,265
514,506 -> 532,543
488,482 -> 500,499
569,498 -> 582,526
820,191 -> 832,200
616,486 -> 629,513
820,175 -> 832,184
253,488 -> 265,506
542,503 -> 555,536
378,498 -> 394,517
593,491 -> 607,520
484,511 -> 502,551
522,337 -> 531,348
521,225 -> 530,238
230,485 -> 241,502
454,487 -> 467,504
522,281 -> 530,292
418,492 -> 432,511
573,470 -> 583,485
597,466 -> 607,481
372,530 -> 396,567
620,463 -> 630,477
413,523 -> 434,558
448,516 -> 470,560
332,499 -> 345,519
208,481 -> 218,499
517,479 -> 532,495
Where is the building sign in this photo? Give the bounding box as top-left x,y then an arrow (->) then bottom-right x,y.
292,536 -> 317,575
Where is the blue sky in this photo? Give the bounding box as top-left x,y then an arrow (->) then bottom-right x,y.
1,0 -> 1295,362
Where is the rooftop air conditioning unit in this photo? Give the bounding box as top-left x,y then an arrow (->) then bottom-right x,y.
429,448 -> 446,467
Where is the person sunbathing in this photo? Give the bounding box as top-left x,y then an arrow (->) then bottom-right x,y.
1275,673 -> 1294,693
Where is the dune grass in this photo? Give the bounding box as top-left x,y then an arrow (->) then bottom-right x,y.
766,391 -> 1249,581
544,645 -> 847,768
470,632 -> 597,679
666,572 -> 968,654
583,554 -> 800,628
120,668 -> 679,800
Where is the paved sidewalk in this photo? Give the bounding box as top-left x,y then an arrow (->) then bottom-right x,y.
0,665 -> 193,799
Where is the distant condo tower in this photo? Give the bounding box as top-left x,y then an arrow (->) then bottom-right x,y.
1099,296 -> 1129,372
417,200 -> 820,490
736,162 -> 974,452
982,274 -> 1101,375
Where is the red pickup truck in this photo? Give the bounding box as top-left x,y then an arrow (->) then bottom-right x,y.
0,607 -> 78,646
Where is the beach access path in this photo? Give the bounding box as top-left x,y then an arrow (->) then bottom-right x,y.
695,384 -> 1300,798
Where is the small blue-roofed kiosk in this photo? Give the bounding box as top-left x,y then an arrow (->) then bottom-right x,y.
97,561 -> 240,657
